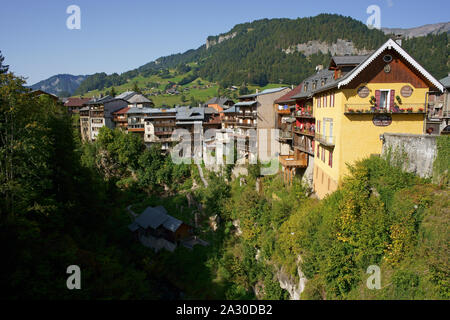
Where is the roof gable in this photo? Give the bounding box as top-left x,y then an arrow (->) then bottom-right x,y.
275,84 -> 303,104
338,39 -> 444,92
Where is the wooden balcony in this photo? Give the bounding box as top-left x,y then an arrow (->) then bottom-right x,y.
294,128 -> 315,137
279,154 -> 308,168
236,122 -> 256,128
277,109 -> 291,115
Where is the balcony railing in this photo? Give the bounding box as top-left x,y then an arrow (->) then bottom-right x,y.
344,104 -> 426,114
236,122 -> 256,127
294,127 -> 315,137
315,133 -> 335,147
278,130 -> 293,140
295,110 -> 314,118
223,119 -> 236,124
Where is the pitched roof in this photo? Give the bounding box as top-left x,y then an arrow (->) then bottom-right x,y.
234,101 -> 257,107
86,95 -> 116,105
206,96 -> 234,106
127,94 -> 152,104
223,105 -> 240,113
115,91 -> 137,101
290,69 -> 335,99
238,87 -> 289,99
176,106 -> 205,121
130,206 -> 184,233
64,97 -> 91,107
134,206 -> 168,229
204,107 -> 219,114
275,84 -> 303,104
439,75 -> 450,88
162,216 -> 183,233
112,106 -> 130,115
330,55 -> 369,67
126,107 -> 158,115
337,39 -> 444,92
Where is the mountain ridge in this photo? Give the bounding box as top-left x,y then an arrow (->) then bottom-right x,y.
29,74 -> 89,97
31,17 -> 449,99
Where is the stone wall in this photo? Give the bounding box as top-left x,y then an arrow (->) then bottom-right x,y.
381,133 -> 438,178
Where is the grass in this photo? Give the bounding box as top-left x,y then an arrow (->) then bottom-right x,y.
74,67 -> 291,108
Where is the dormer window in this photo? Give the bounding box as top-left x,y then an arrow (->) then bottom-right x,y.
312,82 -> 317,90
304,83 -> 308,91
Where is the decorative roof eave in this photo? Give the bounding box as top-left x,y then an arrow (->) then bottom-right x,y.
337,39 -> 444,92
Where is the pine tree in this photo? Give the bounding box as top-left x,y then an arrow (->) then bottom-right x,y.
110,86 -> 117,97
132,82 -> 142,94
0,50 -> 9,74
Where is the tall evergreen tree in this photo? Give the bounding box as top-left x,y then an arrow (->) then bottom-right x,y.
0,50 -> 9,74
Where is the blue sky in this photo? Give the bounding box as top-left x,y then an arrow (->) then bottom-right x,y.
0,0 -> 448,84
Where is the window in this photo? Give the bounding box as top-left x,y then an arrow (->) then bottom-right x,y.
317,96 -> 321,108
331,92 -> 335,107
324,95 -> 327,108
329,150 -> 333,167
321,147 -> 325,162
317,144 -> 320,158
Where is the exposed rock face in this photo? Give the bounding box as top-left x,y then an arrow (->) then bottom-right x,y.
382,22 -> 450,39
209,214 -> 219,231
232,219 -> 242,236
282,39 -> 372,56
276,256 -> 308,300
206,32 -> 237,49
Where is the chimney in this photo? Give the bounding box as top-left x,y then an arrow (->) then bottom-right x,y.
291,85 -> 294,90
256,89 -> 259,94
316,65 -> 323,72
395,34 -> 403,46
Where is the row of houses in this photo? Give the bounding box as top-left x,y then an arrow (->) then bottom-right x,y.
68,38 -> 450,200
251,38 -> 449,199
206,38 -> 450,199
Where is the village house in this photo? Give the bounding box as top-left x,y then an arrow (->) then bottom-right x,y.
128,206 -> 193,252
307,39 -> 444,199
204,96 -> 235,116
426,74 -> 450,134
234,87 -> 290,164
222,105 -> 239,130
144,107 -> 178,151
273,84 -> 306,184
29,89 -> 60,103
112,106 -> 130,131
80,95 -> 129,141
64,97 -> 91,114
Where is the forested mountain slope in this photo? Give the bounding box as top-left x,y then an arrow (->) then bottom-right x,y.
74,14 -> 449,96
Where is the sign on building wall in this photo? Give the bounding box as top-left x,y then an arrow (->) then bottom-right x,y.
400,85 -> 413,98
357,86 -> 370,98
372,114 -> 392,127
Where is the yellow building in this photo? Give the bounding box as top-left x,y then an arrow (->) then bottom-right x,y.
311,39 -> 445,199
